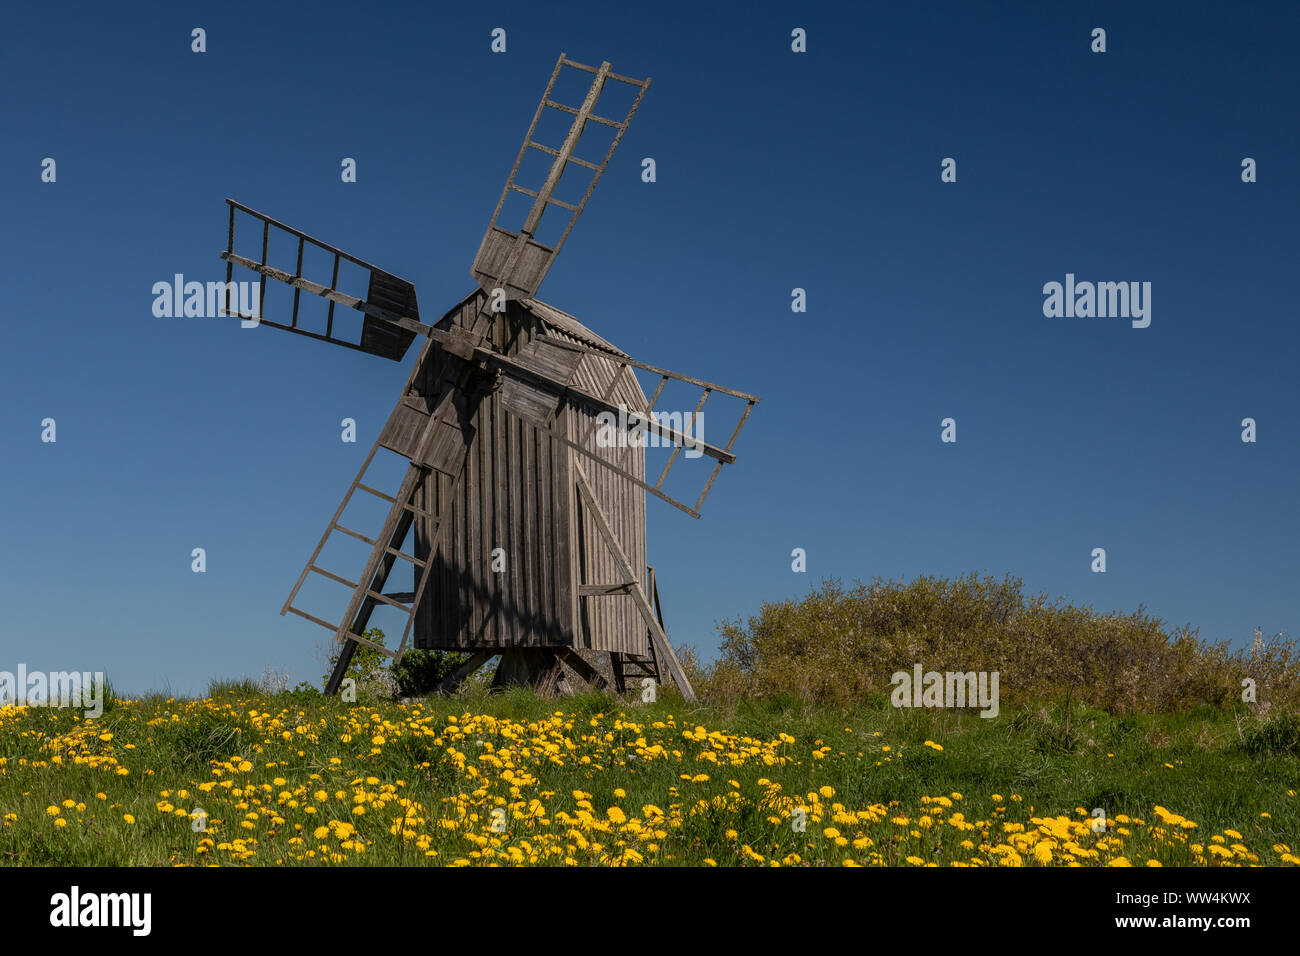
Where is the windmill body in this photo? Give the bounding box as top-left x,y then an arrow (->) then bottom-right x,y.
403,293 -> 650,655
217,54 -> 757,700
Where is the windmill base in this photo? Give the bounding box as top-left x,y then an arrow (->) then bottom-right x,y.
434,647 -> 663,697
488,648 -> 613,696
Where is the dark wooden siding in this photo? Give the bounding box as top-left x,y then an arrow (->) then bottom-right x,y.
410,294 -> 648,654
413,298 -> 575,649
564,350 -> 648,655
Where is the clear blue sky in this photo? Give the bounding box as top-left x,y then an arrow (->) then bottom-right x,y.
3,0 -> 1297,696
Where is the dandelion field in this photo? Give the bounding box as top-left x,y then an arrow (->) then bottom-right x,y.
1,686 -> 1296,867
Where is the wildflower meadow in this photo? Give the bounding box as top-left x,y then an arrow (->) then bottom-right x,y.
2,681 -> 1295,868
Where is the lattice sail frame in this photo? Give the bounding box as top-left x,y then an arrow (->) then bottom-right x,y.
219,200 -> 421,361
471,53 -> 650,301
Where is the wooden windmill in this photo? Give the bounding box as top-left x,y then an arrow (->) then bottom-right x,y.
217,54 -> 758,701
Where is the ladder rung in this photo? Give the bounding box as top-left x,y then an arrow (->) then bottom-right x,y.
509,183 -> 578,212
402,502 -> 434,520
333,523 -> 377,546
310,565 -> 358,589
387,547 -> 425,568
559,58 -> 646,89
367,589 -> 414,612
356,478 -> 435,519
356,482 -> 396,503
544,100 -> 623,129
526,141 -> 600,171
560,57 -> 597,73
286,606 -> 339,632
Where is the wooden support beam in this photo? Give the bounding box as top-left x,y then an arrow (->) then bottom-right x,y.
324,635 -> 360,696
437,651 -> 494,695
573,466 -> 696,701
556,647 -> 613,692
579,582 -> 634,596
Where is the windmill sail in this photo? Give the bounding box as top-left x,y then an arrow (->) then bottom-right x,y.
221,199 -> 422,361
282,298 -> 499,671
471,54 -> 650,301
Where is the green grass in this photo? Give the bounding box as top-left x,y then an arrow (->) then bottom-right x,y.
1,687 -> 1295,866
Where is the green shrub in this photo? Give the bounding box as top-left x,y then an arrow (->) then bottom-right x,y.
392,649 -> 472,698
693,574 -> 1299,715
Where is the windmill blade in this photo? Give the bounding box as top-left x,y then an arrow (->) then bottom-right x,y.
220,199 -> 423,361
471,54 -> 649,301
481,334 -> 759,518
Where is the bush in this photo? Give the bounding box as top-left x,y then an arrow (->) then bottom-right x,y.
694,573 -> 1300,714
393,648 -> 473,698
320,628 -> 474,700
